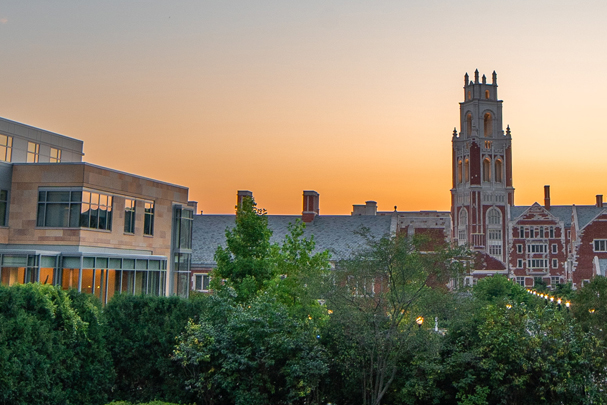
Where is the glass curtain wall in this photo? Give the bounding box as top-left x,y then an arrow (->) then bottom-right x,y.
171,206 -> 193,298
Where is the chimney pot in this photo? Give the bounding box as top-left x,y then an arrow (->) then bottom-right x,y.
365,201 -> 377,216
302,190 -> 319,222
597,195 -> 604,208
237,190 -> 253,208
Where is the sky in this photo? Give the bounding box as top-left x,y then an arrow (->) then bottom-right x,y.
1,1 -> 607,214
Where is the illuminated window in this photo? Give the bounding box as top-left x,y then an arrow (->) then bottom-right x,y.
483,158 -> 491,182
457,160 -> 462,183
495,159 -> 503,183
464,159 -> 469,182
466,114 -> 472,136
27,142 -> 39,163
50,148 -> 61,163
484,113 -> 492,137
485,90 -> 490,99
0,135 -> 12,162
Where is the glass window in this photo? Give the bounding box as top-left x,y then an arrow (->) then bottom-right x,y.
0,134 -> 12,162
144,202 -> 154,236
37,188 -> 112,230
124,199 -> 136,233
194,274 -> 210,292
0,190 -> 7,226
27,142 -> 39,163
50,147 -> 61,163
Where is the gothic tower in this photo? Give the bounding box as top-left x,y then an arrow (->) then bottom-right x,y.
451,70 -> 514,265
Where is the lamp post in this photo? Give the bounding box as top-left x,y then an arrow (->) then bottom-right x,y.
416,316 -> 424,329
566,301 -> 571,312
557,298 -> 562,311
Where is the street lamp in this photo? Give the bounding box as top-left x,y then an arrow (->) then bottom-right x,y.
589,308 -> 596,314
566,301 -> 571,312
506,304 -> 512,309
416,316 -> 424,329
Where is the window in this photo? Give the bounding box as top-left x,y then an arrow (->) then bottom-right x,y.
527,244 -> 548,253
549,227 -> 554,238
528,259 -> 549,269
49,148 -> 61,163
0,190 -> 7,226
552,244 -> 558,254
484,112 -> 493,137
495,159 -> 503,183
516,276 -> 525,286
37,189 -> 112,230
594,240 -> 607,252
0,134 -> 12,162
457,160 -> 462,183
483,158 -> 491,182
194,274 -> 210,292
124,199 -> 136,234
458,209 -> 468,245
488,244 -> 502,255
488,229 -> 502,240
551,276 -> 561,286
487,208 -> 502,225
485,90 -> 490,99
464,159 -> 470,182
517,259 -> 523,268
466,114 -> 472,136
144,202 -> 154,236
552,259 -> 558,269
27,142 -> 39,163
519,227 -> 525,238
517,244 -> 523,254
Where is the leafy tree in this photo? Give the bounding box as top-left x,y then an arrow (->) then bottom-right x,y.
323,233 -> 468,405
103,294 -> 206,403
0,283 -> 113,405
472,274 -> 532,306
573,276 -> 607,341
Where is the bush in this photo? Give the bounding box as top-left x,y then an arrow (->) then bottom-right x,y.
103,294 -> 207,403
0,283 -> 113,405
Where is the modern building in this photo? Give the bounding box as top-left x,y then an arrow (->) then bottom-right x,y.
0,116 -> 193,301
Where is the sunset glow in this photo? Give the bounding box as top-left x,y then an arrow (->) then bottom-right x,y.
1,1 -> 606,214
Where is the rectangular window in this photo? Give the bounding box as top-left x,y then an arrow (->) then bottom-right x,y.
38,189 -> 112,230
0,190 -> 7,226
144,202 -> 154,236
527,244 -> 548,253
539,227 -> 544,238
194,274 -> 210,292
552,244 -> 558,254
528,259 -> 549,269
0,134 -> 12,162
517,244 -> 523,254
551,276 -> 561,285
488,244 -> 502,255
488,229 -> 501,240
519,227 -> 525,238
49,147 -> 61,163
552,258 -> 558,269
594,240 -> 607,252
27,142 -> 39,163
516,276 -> 525,286
124,199 -> 136,234
549,227 -> 554,238
517,259 -> 523,268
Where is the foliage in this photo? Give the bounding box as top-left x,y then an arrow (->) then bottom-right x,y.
103,293 -> 207,404
440,301 -> 607,404
322,232 -> 469,405
0,283 -> 113,405
573,276 -> 607,341
175,295 -> 328,405
472,274 -> 531,306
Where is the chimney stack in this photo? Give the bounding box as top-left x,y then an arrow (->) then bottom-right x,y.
237,190 -> 253,208
187,201 -> 198,214
544,185 -> 551,210
302,190 -> 319,223
597,195 -> 604,208
365,201 -> 377,216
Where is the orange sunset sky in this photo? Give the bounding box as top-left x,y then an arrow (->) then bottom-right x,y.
1,1 -> 606,214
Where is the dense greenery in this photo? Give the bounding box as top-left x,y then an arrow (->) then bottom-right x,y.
5,199 -> 607,404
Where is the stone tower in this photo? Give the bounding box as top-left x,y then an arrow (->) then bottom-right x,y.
451,70 -> 513,265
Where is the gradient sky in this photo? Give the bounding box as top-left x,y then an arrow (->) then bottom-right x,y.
1,1 -> 606,214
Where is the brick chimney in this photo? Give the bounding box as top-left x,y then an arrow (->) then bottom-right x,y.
597,195 -> 603,208
302,190 -> 319,223
237,190 -> 253,208
544,185 -> 550,210
365,201 -> 377,216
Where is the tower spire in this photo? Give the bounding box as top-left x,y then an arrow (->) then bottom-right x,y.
474,69 -> 479,83
492,70 -> 497,85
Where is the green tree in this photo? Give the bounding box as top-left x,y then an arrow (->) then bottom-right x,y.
323,233 -> 468,405
472,274 -> 532,306
573,276 -> 607,341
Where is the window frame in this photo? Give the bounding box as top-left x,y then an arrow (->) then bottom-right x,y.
124,199 -> 136,234
37,188 -> 113,231
27,142 -> 40,163
49,147 -> 62,163
0,134 -> 12,162
144,201 -> 154,236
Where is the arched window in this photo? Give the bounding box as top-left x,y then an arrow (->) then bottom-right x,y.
487,207 -> 502,225
457,160 -> 463,183
485,90 -> 490,99
466,114 -> 472,136
484,112 -> 492,137
458,208 -> 468,244
464,159 -> 470,182
483,158 -> 491,182
495,159 -> 503,183
467,91 -> 472,100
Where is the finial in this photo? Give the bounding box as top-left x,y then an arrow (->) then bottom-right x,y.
453,127 -> 458,137
394,205 -> 397,212
464,72 -> 469,85
492,70 -> 497,85
474,69 -> 479,83
506,125 -> 511,136
482,74 -> 486,84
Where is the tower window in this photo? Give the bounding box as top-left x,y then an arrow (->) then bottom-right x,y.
457,160 -> 463,184
467,91 -> 472,100
483,158 -> 491,182
466,114 -> 472,136
485,90 -> 490,99
484,113 -> 493,137
464,159 -> 469,182
487,208 -> 502,225
495,159 -> 503,183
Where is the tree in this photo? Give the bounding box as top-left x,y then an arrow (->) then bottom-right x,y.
573,276 -> 607,341
323,232 -> 468,405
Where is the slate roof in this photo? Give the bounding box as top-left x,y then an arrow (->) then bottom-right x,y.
509,205 -> 574,228
575,206 -> 606,229
192,214 -> 394,267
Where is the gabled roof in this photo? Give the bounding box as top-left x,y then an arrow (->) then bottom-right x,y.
575,206 -> 606,230
192,214 -> 394,266
510,204 -> 573,227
